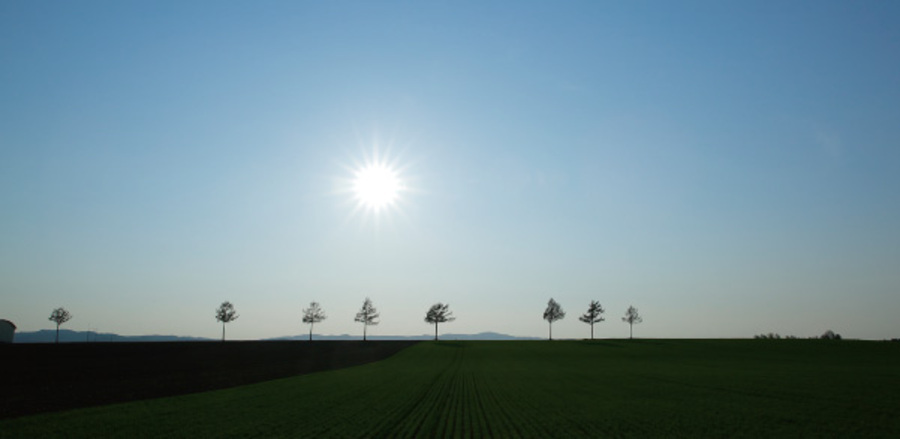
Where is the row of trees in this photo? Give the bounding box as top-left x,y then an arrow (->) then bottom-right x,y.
211,299 -> 384,341
542,299 -> 643,340
214,298 -> 641,341
48,300 -> 640,343
44,304 -> 851,343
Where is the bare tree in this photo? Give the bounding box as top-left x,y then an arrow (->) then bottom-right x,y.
48,307 -> 72,344
578,300 -> 605,340
215,301 -> 239,341
302,302 -> 326,341
622,305 -> 642,339
354,297 -> 380,341
543,298 -> 565,341
424,303 -> 455,341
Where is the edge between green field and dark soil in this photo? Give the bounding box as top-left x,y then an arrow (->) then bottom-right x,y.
1,339 -> 898,438
0,340 -> 418,419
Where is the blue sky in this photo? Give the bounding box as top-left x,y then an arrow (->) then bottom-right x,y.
2,1 -> 898,340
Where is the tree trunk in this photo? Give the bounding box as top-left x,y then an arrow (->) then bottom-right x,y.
363,323 -> 367,341
549,322 -> 552,341
590,323 -> 594,340
55,323 -> 60,344
309,323 -> 313,341
434,323 -> 438,341
222,323 -> 226,342
629,323 -> 633,340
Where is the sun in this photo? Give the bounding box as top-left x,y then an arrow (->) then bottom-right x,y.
353,163 -> 401,210
338,141 -> 415,224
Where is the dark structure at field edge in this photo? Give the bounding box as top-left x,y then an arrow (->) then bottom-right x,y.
0,340 -> 418,419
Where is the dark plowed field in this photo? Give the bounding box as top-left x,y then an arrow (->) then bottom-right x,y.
0,341 -> 417,419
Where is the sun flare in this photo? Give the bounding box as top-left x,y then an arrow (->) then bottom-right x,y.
353,163 -> 402,210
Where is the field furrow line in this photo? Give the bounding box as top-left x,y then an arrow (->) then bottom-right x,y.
436,372 -> 463,438
468,372 -> 494,438
368,345 -> 464,438
301,371 -> 410,437
456,371 -> 473,437
475,366 -> 535,437
405,352 -> 462,437
463,371 -> 486,438
362,371 -> 446,435
459,373 -> 473,438
401,378 -> 451,436
485,362 -> 567,438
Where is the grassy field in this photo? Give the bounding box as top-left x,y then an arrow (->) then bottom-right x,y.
2,339 -> 898,438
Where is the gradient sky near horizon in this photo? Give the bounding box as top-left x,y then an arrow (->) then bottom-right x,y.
2,1 -> 899,340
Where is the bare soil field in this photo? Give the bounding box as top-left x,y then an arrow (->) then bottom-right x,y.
0,340 -> 417,419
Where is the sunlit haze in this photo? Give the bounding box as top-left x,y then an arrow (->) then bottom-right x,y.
1,1 -> 898,341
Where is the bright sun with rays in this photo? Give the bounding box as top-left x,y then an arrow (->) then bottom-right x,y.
352,162 -> 403,210
340,143 -> 413,223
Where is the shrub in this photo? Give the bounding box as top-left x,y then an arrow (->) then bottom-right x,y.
820,330 -> 842,340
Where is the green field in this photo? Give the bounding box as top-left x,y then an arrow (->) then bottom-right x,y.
2,340 -> 899,438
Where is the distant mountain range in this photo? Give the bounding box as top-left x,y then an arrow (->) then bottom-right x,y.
269,332 -> 541,341
13,329 -> 212,343
12,329 -> 539,343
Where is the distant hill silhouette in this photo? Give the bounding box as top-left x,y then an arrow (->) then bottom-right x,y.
14,330 -> 539,343
270,332 -> 541,341
14,329 -> 212,343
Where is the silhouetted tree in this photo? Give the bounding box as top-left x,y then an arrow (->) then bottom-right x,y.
354,297 -> 379,341
424,303 -> 455,341
622,305 -> 642,339
48,307 -> 72,344
578,300 -> 605,340
543,298 -> 565,341
821,330 -> 842,340
215,301 -> 239,341
302,302 -> 326,341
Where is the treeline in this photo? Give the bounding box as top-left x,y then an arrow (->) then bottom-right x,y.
45,299 -> 644,342
754,330 -> 843,340
46,303 -> 858,342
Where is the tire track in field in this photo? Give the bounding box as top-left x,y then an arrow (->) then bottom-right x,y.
443,344 -> 535,438
449,370 -> 481,437
313,384 -> 399,436
471,367 -> 524,437
364,344 -> 464,437
477,365 -> 551,438
312,362 -> 414,437
334,369 -> 432,435
480,357 -> 602,438
459,344 -> 557,438
292,369 -> 403,437
403,346 -> 465,438
463,373 -> 490,437
435,367 -> 464,437
331,343 -> 599,437
297,353 -> 431,438
538,365 -> 647,437
458,372 -> 486,437
373,342 -> 527,438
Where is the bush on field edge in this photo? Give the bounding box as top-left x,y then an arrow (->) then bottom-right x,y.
753,330 -> 842,340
